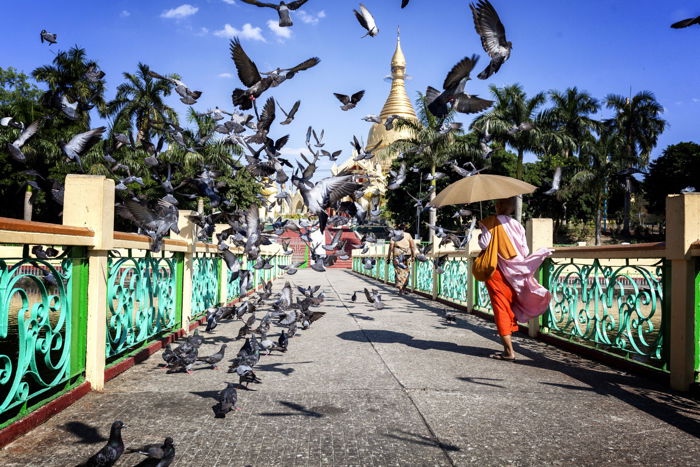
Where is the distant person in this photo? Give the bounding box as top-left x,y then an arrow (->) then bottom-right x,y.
387,223 -> 418,294
473,197 -> 552,361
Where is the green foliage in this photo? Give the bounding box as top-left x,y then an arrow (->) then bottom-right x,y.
644,142 -> 700,214
0,49 -> 261,225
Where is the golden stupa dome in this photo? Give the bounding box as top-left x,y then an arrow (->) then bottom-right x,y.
365,31 -> 418,171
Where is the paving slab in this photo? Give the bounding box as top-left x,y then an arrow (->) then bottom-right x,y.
0,269 -> 698,466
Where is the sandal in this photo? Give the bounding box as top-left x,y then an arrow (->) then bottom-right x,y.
489,353 -> 516,362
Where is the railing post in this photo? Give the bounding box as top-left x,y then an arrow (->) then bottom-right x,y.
466,255 -> 475,311
526,218 -> 553,338
171,210 -> 197,333
63,175 -> 114,391
665,193 -> 700,391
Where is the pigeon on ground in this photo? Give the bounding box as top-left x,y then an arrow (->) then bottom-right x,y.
236,365 -> 262,389
189,329 -> 204,347
240,0 -> 309,27
127,437 -> 175,467
471,0 -> 512,79
351,291 -> 357,302
278,330 -> 289,351
354,3 -> 378,37
79,421 -> 125,467
197,344 -> 227,369
213,382 -> 238,418
334,90 -> 365,111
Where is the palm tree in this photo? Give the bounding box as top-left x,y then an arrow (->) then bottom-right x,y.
546,87 -> 600,161
605,91 -> 666,234
32,46 -> 107,123
106,63 -> 177,146
389,94 -> 474,240
471,84 -> 549,221
567,130 -> 623,245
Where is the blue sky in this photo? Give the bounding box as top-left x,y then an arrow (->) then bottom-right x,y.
3,1 -> 700,178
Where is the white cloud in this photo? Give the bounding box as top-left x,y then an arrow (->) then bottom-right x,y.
218,72 -> 233,78
297,10 -> 325,24
120,10 -> 131,18
222,0 -> 236,3
194,26 -> 209,36
213,23 -> 266,41
267,20 -> 292,40
161,4 -> 199,19
692,98 -> 700,103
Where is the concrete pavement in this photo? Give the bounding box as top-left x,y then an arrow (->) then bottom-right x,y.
0,268 -> 698,466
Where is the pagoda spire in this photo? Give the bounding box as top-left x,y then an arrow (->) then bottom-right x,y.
379,29 -> 417,121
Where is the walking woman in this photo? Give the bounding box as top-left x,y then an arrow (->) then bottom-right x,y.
387,224 -> 418,294
473,197 -> 552,361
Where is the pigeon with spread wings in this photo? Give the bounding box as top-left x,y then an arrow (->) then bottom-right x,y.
334,90 -> 365,111
240,0 -> 310,27
470,0 -> 512,79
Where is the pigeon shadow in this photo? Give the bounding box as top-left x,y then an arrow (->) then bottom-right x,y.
256,361 -> 313,376
348,313 -> 375,321
539,381 -> 596,392
203,335 -> 235,344
457,376 -> 506,389
259,401 -> 323,418
383,430 -> 460,452
190,390 -> 222,401
62,421 -> 107,444
337,329 -> 490,358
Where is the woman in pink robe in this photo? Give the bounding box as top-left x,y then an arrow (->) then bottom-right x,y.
478,197 -> 553,359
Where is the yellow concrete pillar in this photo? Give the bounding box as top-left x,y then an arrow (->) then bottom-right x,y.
526,218 -> 553,338
665,193 -> 700,391
172,210 -> 197,333
63,175 -> 114,391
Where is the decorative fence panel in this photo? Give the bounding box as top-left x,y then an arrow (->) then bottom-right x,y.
191,253 -> 220,317
0,248 -> 87,427
438,257 -> 469,304
106,252 -> 178,359
415,260 -> 434,293
543,257 -> 667,366
473,280 -> 492,314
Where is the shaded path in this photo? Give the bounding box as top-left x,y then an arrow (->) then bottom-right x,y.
1,269 -> 698,466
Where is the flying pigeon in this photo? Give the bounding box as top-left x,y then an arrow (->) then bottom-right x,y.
334,90 -> 365,111
470,0 -> 512,79
240,0 -> 310,27
354,3 -> 379,37
40,29 -> 57,45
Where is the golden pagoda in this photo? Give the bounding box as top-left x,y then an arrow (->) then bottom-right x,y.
333,30 -> 419,208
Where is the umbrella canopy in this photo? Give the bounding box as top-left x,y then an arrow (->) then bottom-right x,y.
430,174 -> 537,207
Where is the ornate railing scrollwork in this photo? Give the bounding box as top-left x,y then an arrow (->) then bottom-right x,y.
191,254 -> 219,317
106,253 -> 176,359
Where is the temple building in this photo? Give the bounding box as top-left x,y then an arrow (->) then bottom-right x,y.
331,31 -> 419,210
261,31 -> 418,220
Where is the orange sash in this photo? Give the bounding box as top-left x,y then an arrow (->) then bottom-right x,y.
472,215 -> 517,282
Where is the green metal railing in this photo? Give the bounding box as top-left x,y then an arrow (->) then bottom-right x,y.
353,250 -> 674,370
0,248 -> 87,428
543,257 -> 667,366
438,257 -> 469,304
191,253 -> 220,317
106,252 -> 178,359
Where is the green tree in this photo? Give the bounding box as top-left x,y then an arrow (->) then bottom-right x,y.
471,84 -> 553,221
106,63 -> 177,146
605,91 -> 666,234
566,130 -> 623,245
387,94 -> 475,239
644,142 -> 700,215
32,46 -> 107,124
